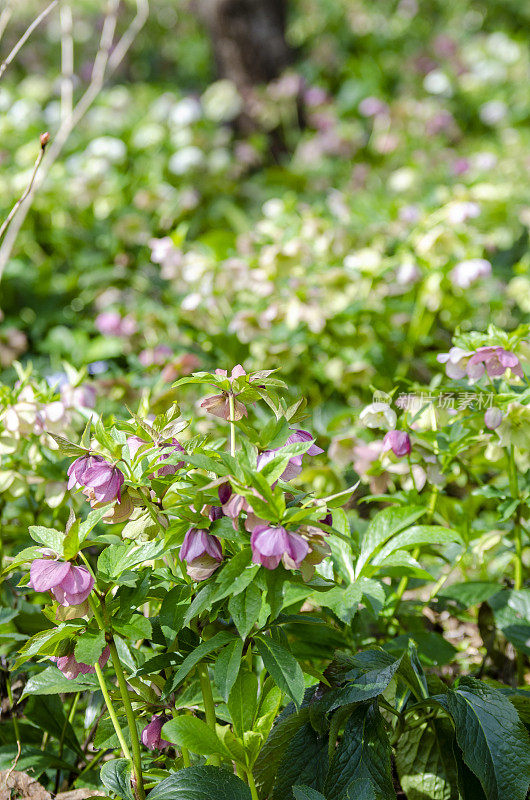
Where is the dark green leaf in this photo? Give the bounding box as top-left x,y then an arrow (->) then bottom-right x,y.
434,678 -> 530,800
324,702 -> 394,800
100,758 -> 135,800
395,719 -> 459,800
214,639 -> 244,701
147,766 -> 252,800
228,583 -> 263,640
255,635 -> 305,708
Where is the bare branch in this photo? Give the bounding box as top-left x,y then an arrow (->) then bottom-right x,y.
0,0 -> 149,282
0,134 -> 49,243
59,1 -> 74,121
0,0 -> 58,80
0,4 -> 13,46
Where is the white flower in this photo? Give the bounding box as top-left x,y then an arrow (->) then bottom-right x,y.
436,346 -> 473,379
359,402 -> 397,430
169,146 -> 204,175
450,258 -> 491,289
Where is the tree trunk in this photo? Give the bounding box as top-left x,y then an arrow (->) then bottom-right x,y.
197,0 -> 293,90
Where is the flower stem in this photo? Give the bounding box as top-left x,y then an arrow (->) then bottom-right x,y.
229,393 -> 236,457
108,639 -> 146,800
507,445 -> 525,684
198,662 -> 220,767
93,661 -> 131,760
246,769 -> 259,800
88,595 -> 145,798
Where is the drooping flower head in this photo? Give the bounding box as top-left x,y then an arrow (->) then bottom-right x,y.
257,428 -> 324,482
141,714 -> 171,751
80,460 -> 125,504
485,407 -> 503,430
251,524 -> 309,571
180,528 -> 223,581
50,645 -> 110,680
67,454 -> 105,490
466,346 -> 523,382
30,559 -> 94,607
436,347 -> 474,379
359,402 -> 397,430
382,430 -> 411,458
200,365 -> 249,421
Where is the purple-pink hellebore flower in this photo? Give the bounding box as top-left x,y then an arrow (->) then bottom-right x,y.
30,559 -> 94,606
67,454 -> 106,490
50,646 -> 110,680
251,524 -> 309,571
180,528 -> 223,581
382,430 -> 411,458
466,346 -> 523,382
485,407 -> 503,430
141,714 -> 171,751
82,460 -> 125,503
257,428 -> 324,482
201,365 -> 249,421
152,439 -> 185,477
95,311 -> 137,337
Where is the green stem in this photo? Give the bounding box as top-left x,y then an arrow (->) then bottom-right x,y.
108,640 -> 146,799
93,662 -> 131,760
229,393 -> 236,457
507,446 -> 525,684
5,673 -> 20,746
198,662 -> 220,767
246,769 -> 259,800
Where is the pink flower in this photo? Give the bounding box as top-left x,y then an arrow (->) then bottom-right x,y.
152,439 -> 185,477
257,428 -> 324,482
67,454 -> 105,490
51,645 -> 110,680
77,459 -> 125,503
30,559 -> 94,606
450,259 -> 491,289
382,430 -> 411,457
358,96 -> 388,117
485,407 -> 503,430
141,714 -> 171,750
61,383 -> 97,409
95,312 -> 137,337
201,365 -> 249,421
180,528 -> 223,581
466,346 -> 523,382
251,524 -> 309,571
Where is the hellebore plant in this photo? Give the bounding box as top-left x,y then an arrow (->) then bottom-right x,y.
5,350 -> 530,800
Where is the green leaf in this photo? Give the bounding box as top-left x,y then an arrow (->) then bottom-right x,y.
212,550 -> 259,601
324,656 -> 402,711
254,708 -> 311,798
165,631 -> 236,693
293,789 -> 327,800
113,614 -> 152,641
97,540 -> 165,580
74,629 -> 106,665
371,525 -> 461,565
271,723 -> 328,800
147,766 -> 252,800
159,584 -> 193,641
355,506 -> 425,578
255,635 -> 305,708
228,583 -> 263,640
47,433 -> 87,457
28,525 -> 64,555
395,718 -> 459,800
214,639 -> 244,701
324,702 -> 394,800
435,678 -> 530,800
21,666 -> 98,698
100,758 -> 135,800
161,716 -> 229,757
25,694 -> 83,756
227,670 -> 258,737
438,582 -> 500,607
